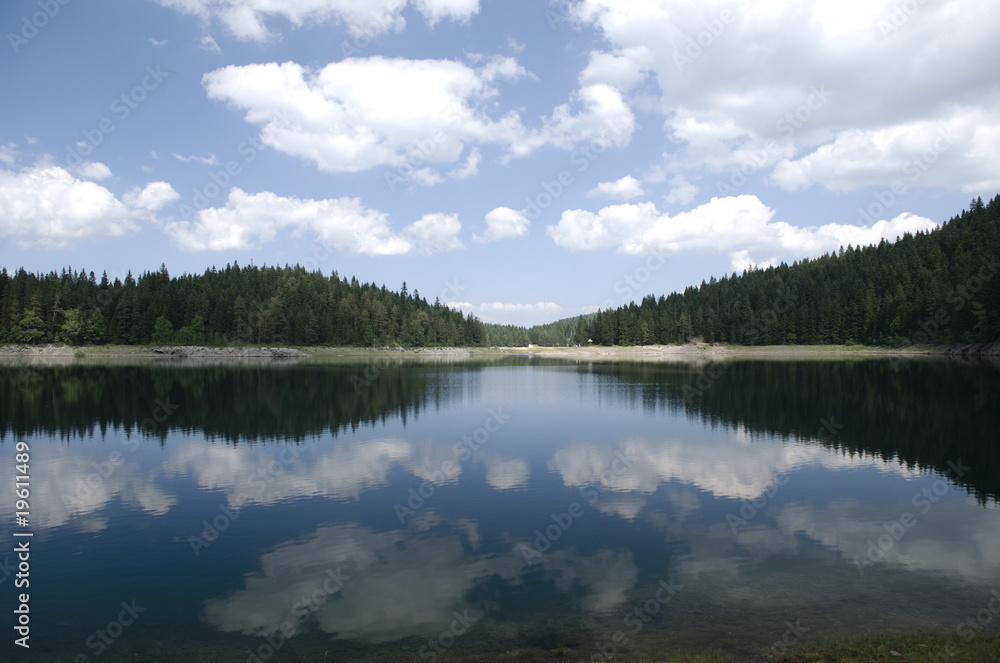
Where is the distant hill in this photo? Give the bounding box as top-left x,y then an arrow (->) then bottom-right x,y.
2,196 -> 996,349
0,265 -> 487,347
576,195 -> 999,347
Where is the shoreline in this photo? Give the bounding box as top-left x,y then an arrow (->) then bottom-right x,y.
0,341 -> 997,361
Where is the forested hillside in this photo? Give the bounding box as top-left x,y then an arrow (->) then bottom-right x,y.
582,195 -> 999,346
0,264 -> 487,347
2,196 -> 997,349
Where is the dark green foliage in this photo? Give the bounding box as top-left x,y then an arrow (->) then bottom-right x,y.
579,195 -> 1000,346
2,196 -> 997,348
0,263 -> 488,348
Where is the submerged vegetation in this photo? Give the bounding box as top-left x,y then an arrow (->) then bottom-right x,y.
1,197 -> 998,349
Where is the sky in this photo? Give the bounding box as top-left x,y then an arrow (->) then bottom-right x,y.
1,0 -> 998,326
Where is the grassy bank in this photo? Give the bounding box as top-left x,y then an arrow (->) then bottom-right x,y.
619,633 -> 998,663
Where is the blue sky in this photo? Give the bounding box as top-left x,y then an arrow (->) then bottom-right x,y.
1,0 -> 997,325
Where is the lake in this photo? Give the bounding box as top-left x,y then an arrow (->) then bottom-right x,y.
1,355 -> 998,662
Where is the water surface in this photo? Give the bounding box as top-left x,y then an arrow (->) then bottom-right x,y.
1,356 -> 998,662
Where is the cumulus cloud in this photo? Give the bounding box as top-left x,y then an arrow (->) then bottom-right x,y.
569,0 -> 1000,194
508,83 -> 635,158
477,55 -> 533,84
157,0 -> 478,41
546,195 -> 940,268
202,58 -> 523,176
0,164 -> 176,247
164,187 -> 463,255
202,57 -> 634,180
123,181 -> 182,212
579,47 -> 652,90
771,111 -> 1000,193
475,206 -> 529,242
586,175 -> 644,200
73,161 -> 113,181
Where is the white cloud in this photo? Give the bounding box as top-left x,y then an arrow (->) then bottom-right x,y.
203,57 -> 634,180
0,165 -> 174,247
165,187 -> 462,255
447,147 -> 480,179
477,302 -> 561,313
198,34 -> 222,53
546,195 -> 940,267
148,37 -> 169,46
446,300 -> 562,325
413,0 -> 479,26
550,431 -> 919,503
172,152 -> 220,165
157,0 -> 479,41
771,111 -> 1000,193
569,0 -> 1000,194
477,55 -> 533,84
586,175 -> 644,200
123,181 -> 181,212
202,58 -> 523,176
579,47 -> 651,90
663,175 -> 698,205
475,206 -> 529,243
508,83 -> 635,158
73,161 -> 113,181
0,142 -> 18,166
402,212 -> 464,254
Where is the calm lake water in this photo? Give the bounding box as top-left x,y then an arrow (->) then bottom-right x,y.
1,355 -> 999,662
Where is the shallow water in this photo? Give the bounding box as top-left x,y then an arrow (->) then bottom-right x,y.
1,356 -> 998,662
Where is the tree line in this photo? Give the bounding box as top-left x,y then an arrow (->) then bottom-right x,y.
582,195 -> 999,346
0,264 -> 489,347
1,195 -> 997,348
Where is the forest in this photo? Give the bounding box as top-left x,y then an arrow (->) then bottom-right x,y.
0,195 -> 997,348
582,195 -> 999,346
